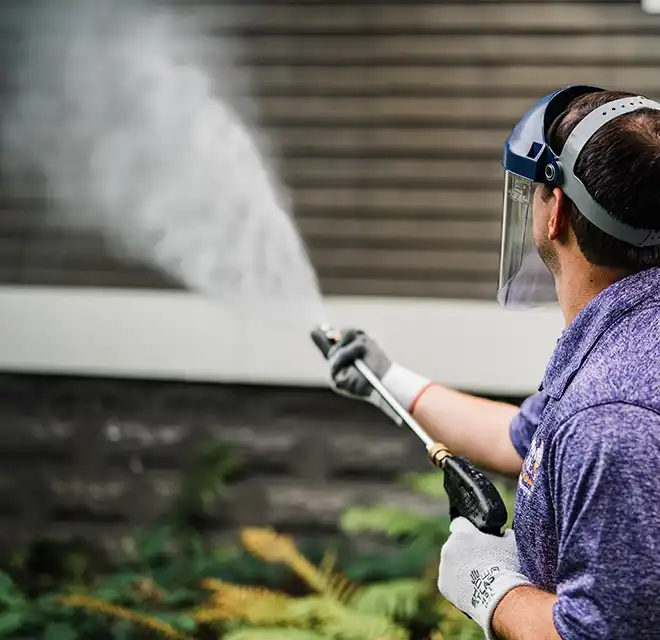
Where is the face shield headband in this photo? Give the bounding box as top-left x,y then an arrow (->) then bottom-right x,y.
497,87 -> 660,309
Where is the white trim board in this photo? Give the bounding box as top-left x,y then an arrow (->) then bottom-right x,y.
642,0 -> 660,14
0,287 -> 564,396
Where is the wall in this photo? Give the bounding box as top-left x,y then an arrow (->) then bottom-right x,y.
0,371 -> 523,552
0,1 -> 658,299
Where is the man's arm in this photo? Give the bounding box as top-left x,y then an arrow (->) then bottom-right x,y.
492,586 -> 561,640
320,327 -> 540,477
411,385 -> 524,476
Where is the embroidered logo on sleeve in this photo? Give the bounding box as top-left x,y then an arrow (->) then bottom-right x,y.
470,566 -> 500,609
519,436 -> 544,495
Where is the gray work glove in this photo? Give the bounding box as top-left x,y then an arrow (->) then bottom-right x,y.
314,327 -> 432,420
438,517 -> 532,640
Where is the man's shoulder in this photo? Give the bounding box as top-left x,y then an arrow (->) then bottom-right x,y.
553,401 -> 660,458
559,303 -> 660,415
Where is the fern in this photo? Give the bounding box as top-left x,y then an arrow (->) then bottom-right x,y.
321,608 -> 409,640
218,526 -> 444,638
195,584 -> 357,631
193,580 -> 299,626
340,507 -> 429,537
197,571 -> 411,639
402,472 -> 517,529
174,440 -> 241,531
400,472 -> 447,500
240,528 -> 359,603
349,580 -> 422,621
285,597 -> 409,640
435,599 -> 483,640
240,528 -> 299,565
283,595 -> 345,622
318,548 -> 339,577
340,507 -> 449,546
59,594 -> 193,640
200,578 -> 291,602
342,546 -> 431,583
223,628 -> 326,640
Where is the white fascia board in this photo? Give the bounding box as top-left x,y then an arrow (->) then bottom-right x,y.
0,287 -> 563,396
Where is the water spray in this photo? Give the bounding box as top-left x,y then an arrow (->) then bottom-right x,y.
2,0 -> 506,535
1,0 -> 325,330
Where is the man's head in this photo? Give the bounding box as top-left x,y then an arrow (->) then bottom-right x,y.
532,90 -> 660,282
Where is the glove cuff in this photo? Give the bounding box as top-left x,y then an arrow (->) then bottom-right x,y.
381,363 -> 432,412
483,573 -> 533,640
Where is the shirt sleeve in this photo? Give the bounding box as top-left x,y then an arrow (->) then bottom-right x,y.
550,403 -> 660,639
509,391 -> 550,459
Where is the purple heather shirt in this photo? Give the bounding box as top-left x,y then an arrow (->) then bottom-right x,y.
510,267 -> 660,639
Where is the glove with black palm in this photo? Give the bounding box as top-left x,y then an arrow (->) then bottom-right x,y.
312,327 -> 432,422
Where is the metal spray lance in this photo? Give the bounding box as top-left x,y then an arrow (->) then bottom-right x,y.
311,325 -> 508,537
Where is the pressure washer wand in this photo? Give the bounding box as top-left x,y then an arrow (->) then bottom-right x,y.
353,359 -> 435,449
312,325 -> 509,537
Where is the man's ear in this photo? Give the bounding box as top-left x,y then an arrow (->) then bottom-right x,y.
547,188 -> 571,242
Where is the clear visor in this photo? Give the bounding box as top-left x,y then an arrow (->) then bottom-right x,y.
496,172 -> 557,309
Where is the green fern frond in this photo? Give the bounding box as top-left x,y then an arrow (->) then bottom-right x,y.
284,595 -> 346,622
400,472 -> 447,499
325,572 -> 361,604
315,550 -> 360,602
349,579 -> 422,621
340,506 -> 429,537
223,628 -> 327,640
436,598 -> 483,639
340,506 -> 449,545
283,596 -> 409,640
319,548 -> 339,576
342,546 -> 432,583
322,609 -> 410,640
402,472 -> 517,529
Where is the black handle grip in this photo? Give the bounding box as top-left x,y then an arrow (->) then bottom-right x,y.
442,456 -> 508,536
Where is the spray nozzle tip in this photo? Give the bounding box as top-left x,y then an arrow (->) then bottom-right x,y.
310,324 -> 341,358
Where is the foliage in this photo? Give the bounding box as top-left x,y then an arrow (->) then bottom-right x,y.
338,471 -> 516,639
188,527 -> 423,639
0,436 -> 517,640
171,440 -> 243,536
0,439 -> 244,639
341,506 -> 450,549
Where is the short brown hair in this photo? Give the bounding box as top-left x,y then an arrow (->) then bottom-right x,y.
541,89 -> 660,272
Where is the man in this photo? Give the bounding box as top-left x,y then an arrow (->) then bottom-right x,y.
314,87 -> 660,639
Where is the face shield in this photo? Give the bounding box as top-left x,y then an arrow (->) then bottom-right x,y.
496,86 -> 660,310
497,172 -> 556,309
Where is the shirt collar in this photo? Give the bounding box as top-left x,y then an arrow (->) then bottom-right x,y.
541,267 -> 660,399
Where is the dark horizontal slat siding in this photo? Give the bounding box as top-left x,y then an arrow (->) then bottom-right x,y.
0,2 -> 658,300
